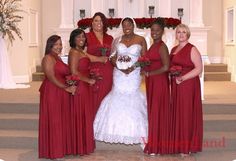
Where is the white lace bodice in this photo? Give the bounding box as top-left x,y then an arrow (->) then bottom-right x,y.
113,43 -> 142,93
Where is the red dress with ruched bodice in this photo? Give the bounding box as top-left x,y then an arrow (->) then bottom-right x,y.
170,43 -> 203,154
71,57 -> 95,155
143,41 -> 171,154
86,31 -> 113,118
39,56 -> 72,159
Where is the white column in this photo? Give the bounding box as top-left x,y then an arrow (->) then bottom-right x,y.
60,0 -> 74,28
91,0 -> 106,16
189,0 -> 204,27
138,0 -> 146,17
117,0 -> 124,17
159,0 -> 171,17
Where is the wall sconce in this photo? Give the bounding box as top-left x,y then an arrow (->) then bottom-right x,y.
148,6 -> 155,18
177,8 -> 184,21
108,8 -> 115,18
80,9 -> 85,19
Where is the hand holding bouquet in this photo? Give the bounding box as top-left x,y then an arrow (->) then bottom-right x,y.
89,68 -> 103,80
116,55 -> 132,70
100,46 -> 110,56
169,65 -> 182,77
89,68 -> 103,92
134,55 -> 151,68
65,75 -> 79,95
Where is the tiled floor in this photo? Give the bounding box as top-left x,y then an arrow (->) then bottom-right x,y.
0,149 -> 236,161
0,81 -> 236,161
1,81 -> 236,104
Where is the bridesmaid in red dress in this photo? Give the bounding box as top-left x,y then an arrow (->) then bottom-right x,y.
85,12 -> 114,118
170,24 -> 203,156
68,29 -> 107,155
143,19 -> 171,155
39,35 -> 75,159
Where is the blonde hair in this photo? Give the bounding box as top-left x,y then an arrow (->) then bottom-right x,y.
176,24 -> 191,39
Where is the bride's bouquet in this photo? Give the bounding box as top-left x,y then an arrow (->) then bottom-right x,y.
116,55 -> 133,69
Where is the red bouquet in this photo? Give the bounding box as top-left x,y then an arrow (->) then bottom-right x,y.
89,68 -> 102,92
134,55 -> 151,68
65,75 -> 79,86
89,68 -> 103,80
99,45 -> 110,56
169,65 -> 182,77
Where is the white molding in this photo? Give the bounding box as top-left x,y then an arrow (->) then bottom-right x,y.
225,6 -> 236,46
223,57 -> 235,82
28,8 -> 39,47
53,27 -> 75,56
208,56 -> 224,64
13,75 -> 31,83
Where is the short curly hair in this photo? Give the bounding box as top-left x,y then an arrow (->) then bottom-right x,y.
69,28 -> 86,49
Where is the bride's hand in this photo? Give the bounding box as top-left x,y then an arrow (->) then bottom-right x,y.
109,54 -> 117,67
120,69 -> 130,74
127,66 -> 136,74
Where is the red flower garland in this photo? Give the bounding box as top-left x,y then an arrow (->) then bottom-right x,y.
77,17 -> 181,30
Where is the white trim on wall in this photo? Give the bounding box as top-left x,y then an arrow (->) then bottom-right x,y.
28,9 -> 39,47
13,75 -> 31,83
225,6 -> 235,46
224,57 -> 235,82
208,56 -> 224,64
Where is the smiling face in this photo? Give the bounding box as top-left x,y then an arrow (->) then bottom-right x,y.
92,15 -> 104,32
176,28 -> 188,42
75,32 -> 86,48
122,19 -> 134,36
150,23 -> 163,41
51,39 -> 62,55
176,25 -> 190,43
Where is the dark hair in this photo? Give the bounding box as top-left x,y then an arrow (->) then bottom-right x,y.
69,28 -> 86,49
45,35 -> 61,55
151,18 -> 165,30
121,17 -> 134,26
90,12 -> 108,33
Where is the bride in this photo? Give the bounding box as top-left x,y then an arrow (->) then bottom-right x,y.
93,17 -> 148,145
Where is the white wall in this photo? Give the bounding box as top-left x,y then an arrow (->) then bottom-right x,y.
203,0 -> 223,63
171,0 -> 190,24
224,0 -> 236,82
42,0 -> 61,58
8,0 -> 42,83
13,0 -> 224,83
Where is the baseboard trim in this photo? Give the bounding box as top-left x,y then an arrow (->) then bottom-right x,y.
13,75 -> 31,83
209,56 -> 224,63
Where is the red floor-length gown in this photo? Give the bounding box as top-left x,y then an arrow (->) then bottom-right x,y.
143,41 -> 171,154
71,57 -> 95,155
39,55 -> 72,159
170,43 -> 203,154
86,31 -> 113,117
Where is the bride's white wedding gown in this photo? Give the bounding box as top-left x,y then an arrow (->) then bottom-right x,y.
93,43 -> 148,144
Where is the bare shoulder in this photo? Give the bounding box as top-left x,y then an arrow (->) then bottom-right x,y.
160,42 -> 168,49
191,46 -> 201,56
42,54 -> 54,63
41,55 -> 56,70
69,48 -> 81,57
135,34 -> 145,42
